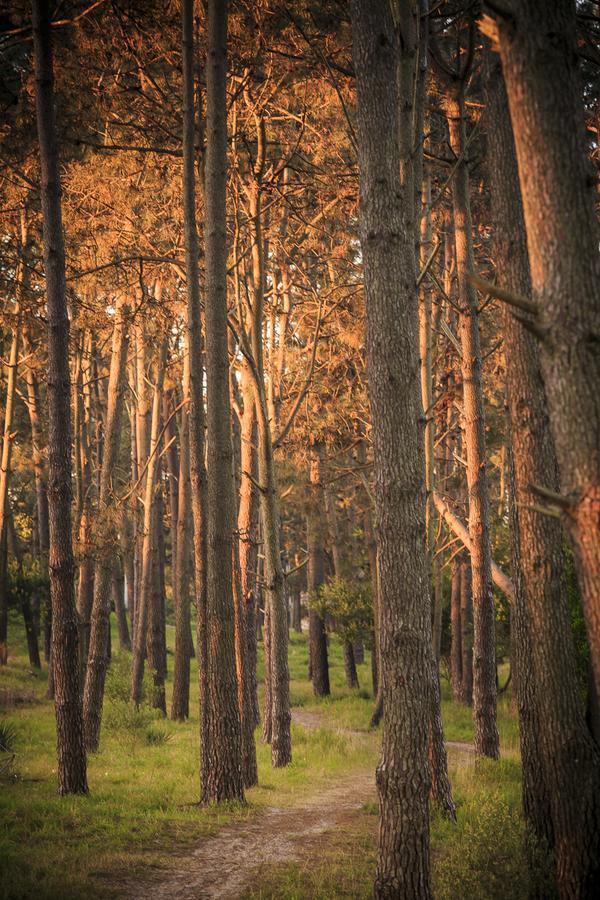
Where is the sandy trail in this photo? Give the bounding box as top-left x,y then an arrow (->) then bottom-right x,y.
119,713 -> 375,900
118,708 -> 473,899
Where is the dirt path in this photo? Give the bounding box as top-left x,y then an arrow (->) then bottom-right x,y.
119,714 -> 375,900
118,709 -> 473,899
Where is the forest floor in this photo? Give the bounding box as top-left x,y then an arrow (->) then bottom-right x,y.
1,612 -> 528,900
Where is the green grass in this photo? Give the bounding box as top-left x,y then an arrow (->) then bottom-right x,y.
1,613 -> 529,899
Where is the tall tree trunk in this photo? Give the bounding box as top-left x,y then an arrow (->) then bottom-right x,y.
202,0 -> 244,803
75,331 -> 94,678
32,0 -> 87,794
495,0 -> 600,705
147,481 -> 167,715
181,0 -> 209,793
131,341 -> 167,705
351,1 -> 432,894
172,349 -> 192,721
307,442 -> 330,698
0,309 -> 19,666
486,55 -> 600,897
83,298 -> 129,750
445,83 -> 499,758
238,363 -> 260,727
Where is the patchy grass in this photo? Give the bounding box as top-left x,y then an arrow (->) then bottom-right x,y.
1,613 -> 528,899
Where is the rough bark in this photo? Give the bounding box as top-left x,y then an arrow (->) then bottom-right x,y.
351,1 -> 432,894
32,0 -> 87,794
202,0 -> 245,803
496,0 -> 600,706
487,55 -> 600,897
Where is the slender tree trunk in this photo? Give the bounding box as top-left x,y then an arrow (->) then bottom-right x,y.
202,0 -> 244,803
351,2 -> 432,893
487,56 -> 600,897
32,0 -> 87,794
307,442 -> 330,698
496,0 -> 600,705
147,482 -> 167,715
131,341 -> 167,705
238,363 -> 260,728
83,298 -> 129,750
446,85 -> 499,758
75,332 -> 94,678
0,311 -> 19,666
450,560 -> 462,701
182,0 -> 209,793
459,558 -> 473,705
112,562 -> 131,651
172,349 -> 192,721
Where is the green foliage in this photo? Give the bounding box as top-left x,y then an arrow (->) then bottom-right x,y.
0,720 -> 18,754
433,794 -> 528,900
310,577 -> 373,644
6,559 -> 48,614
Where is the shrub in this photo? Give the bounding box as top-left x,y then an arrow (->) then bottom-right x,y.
433,793 -> 529,900
310,577 -> 373,645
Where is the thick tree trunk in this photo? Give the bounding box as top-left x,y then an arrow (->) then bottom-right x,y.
496,0 -> 600,707
487,56 -> 600,897
351,1 -> 432,894
202,0 -> 244,803
446,85 -> 499,759
32,0 -> 87,794
83,297 -> 129,750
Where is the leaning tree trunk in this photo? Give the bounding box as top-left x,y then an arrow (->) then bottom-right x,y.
32,0 -> 87,794
445,83 -> 499,759
495,0 -> 600,707
351,1 -> 433,895
486,55 -> 600,898
83,297 -> 129,751
202,0 -> 244,803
